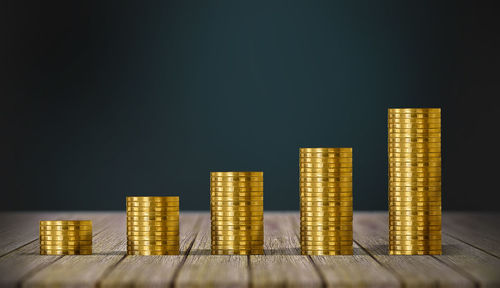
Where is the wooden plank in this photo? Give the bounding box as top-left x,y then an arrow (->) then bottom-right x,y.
0,212 -> 114,288
443,212 -> 500,258
435,230 -> 500,287
0,212 -> 69,256
22,213 -> 126,287
354,212 -> 474,288
250,213 -> 323,288
175,213 -> 249,288
289,213 -> 401,288
99,213 -> 200,287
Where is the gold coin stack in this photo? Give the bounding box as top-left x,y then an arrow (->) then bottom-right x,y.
300,148 -> 353,255
126,196 -> 179,255
39,220 -> 92,255
388,108 -> 442,255
210,172 -> 264,255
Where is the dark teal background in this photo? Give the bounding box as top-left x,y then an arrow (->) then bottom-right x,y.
2,1 -> 499,210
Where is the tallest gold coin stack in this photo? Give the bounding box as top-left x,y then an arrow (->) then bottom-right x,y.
300,148 -> 353,255
210,172 -> 264,255
388,108 -> 442,255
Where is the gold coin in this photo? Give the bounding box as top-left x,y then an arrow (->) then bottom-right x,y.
300,182 -> 353,188
301,206 -> 352,212
39,230 -> 92,236
127,236 -> 179,241
390,172 -> 441,178
211,172 -> 263,177
210,186 -> 263,192
127,226 -> 179,231
300,172 -> 353,177
301,215 -> 353,221
127,202 -> 179,207
299,164 -> 353,170
301,195 -> 353,200
389,211 -> 441,216
388,148 -> 441,154
388,111 -> 440,117
390,239 -> 441,245
388,245 -> 442,250
300,168 -> 353,174
211,231 -> 263,236
300,232 -> 353,238
212,235 -> 263,240
300,177 -> 352,183
300,147 -> 352,153
211,215 -> 263,220
212,239 -> 263,244
300,211 -> 353,217
301,201 -> 352,207
388,151 -> 441,157
389,220 -> 441,226
389,186 -> 441,191
211,211 -> 263,217
211,220 -> 263,226
211,196 -> 263,201
211,206 -> 263,212
389,143 -> 441,150
389,235 -> 441,240
39,235 -> 92,241
210,176 -> 264,182
126,207 -> 179,212
300,158 -> 352,164
389,167 -> 441,173
40,220 -> 92,226
389,190 -> 441,196
40,240 -> 92,246
389,126 -> 441,131
301,192 -> 352,197
127,244 -> 179,249
388,108 -> 440,113
39,245 -> 93,250
389,215 -> 441,220
127,211 -> 179,219
301,235 -> 353,241
300,187 -> 353,192
389,196 -> 441,201
126,216 -> 179,222
389,226 -> 441,232
126,196 -> 179,202
211,182 -> 264,188
210,191 -> 264,195
127,222 -> 178,228
387,117 -> 441,124
299,152 -> 352,158
39,226 -> 92,231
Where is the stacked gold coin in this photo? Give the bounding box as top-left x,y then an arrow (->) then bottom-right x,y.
300,148 -> 353,255
126,196 -> 179,255
388,108 -> 442,255
39,220 -> 92,255
210,172 -> 264,255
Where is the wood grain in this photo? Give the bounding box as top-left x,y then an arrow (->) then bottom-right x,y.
99,213 -> 200,287
354,213 -> 474,288
0,212 -> 113,288
444,212 -> 500,258
289,214 -> 401,288
250,213 -> 323,288
22,213 -> 126,287
175,213 -> 249,288
0,212 -> 498,288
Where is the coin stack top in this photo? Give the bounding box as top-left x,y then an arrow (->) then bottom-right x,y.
210,171 -> 264,255
300,148 -> 353,255
126,196 -> 180,255
388,108 -> 442,255
39,220 -> 92,255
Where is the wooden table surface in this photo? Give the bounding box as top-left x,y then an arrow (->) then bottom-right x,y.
0,212 -> 499,287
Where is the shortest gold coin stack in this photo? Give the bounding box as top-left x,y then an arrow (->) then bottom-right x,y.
300,148 -> 353,255
210,172 -> 264,255
127,196 -> 180,255
40,220 -> 92,255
